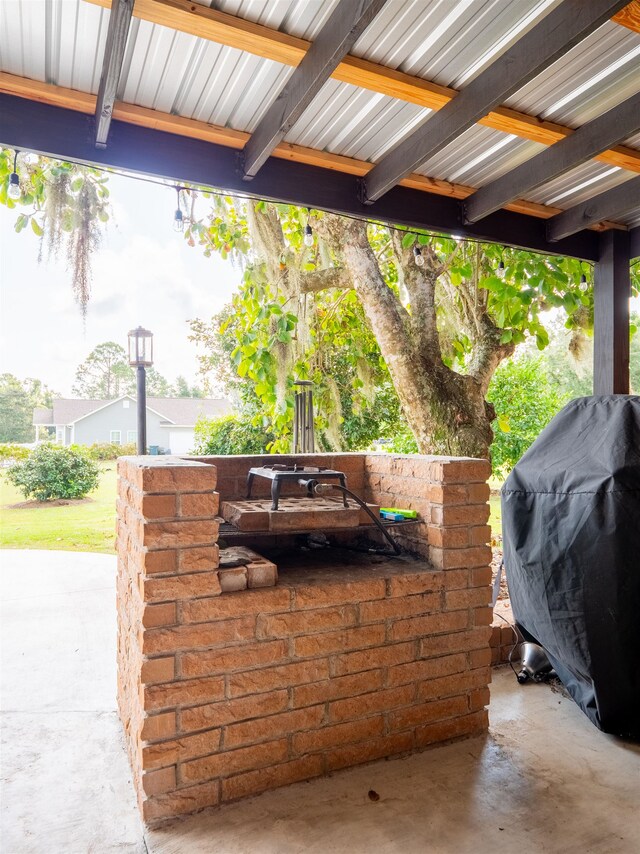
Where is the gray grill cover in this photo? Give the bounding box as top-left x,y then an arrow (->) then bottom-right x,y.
502,395 -> 640,737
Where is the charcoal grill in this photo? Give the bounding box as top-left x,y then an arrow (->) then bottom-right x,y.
246,464 -> 348,510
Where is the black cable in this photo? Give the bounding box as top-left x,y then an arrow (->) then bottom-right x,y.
312,482 -> 402,555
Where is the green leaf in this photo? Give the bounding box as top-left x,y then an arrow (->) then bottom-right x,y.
30,218 -> 43,237
500,330 -> 513,343
401,232 -> 415,249
497,415 -> 511,433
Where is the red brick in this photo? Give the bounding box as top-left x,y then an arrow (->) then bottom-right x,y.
325,731 -> 414,772
179,545 -> 220,572
143,781 -> 219,823
473,607 -> 493,626
136,463 -> 217,494
470,566 -> 492,587
224,705 -> 325,749
469,687 -> 491,711
360,592 -> 439,623
390,610 -> 468,642
386,571 -> 445,597
420,628 -> 490,658
180,639 -> 288,678
294,625 -> 386,658
293,715 -> 384,755
181,588 -> 291,623
142,603 -> 177,628
387,653 -> 468,687
293,579 -> 386,610
444,569 -> 470,589
246,561 -> 278,588
439,460 -> 491,483
142,549 -> 178,575
388,695 -> 468,732
469,648 -> 492,668
258,605 -> 358,639
142,766 -> 176,796
143,617 -> 256,654
292,669 -> 384,708
180,691 -> 289,734
222,755 -> 324,802
181,738 -> 288,784
430,504 -> 490,526
416,667 -> 490,702
180,492 -> 220,518
427,526 -> 469,548
143,676 -> 225,711
427,485 -> 467,505
332,641 -> 416,677
429,546 -> 492,570
143,519 -> 219,551
141,712 -> 176,742
469,525 -> 492,546
229,660 -> 330,697
414,710 -> 487,747
466,483 -> 490,504
219,568 -> 247,592
142,571 -> 221,603
141,657 -> 175,684
329,684 -> 414,723
445,587 -> 491,610
141,495 -> 176,520
142,727 -> 221,770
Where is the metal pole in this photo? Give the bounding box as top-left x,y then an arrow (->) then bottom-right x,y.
136,364 -> 147,454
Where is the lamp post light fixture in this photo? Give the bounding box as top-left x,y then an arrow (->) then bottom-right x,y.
128,326 -> 153,454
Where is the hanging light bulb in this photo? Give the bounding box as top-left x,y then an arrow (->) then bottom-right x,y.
8,149 -> 20,200
303,223 -> 314,247
497,260 -> 506,278
173,186 -> 184,232
413,244 -> 425,267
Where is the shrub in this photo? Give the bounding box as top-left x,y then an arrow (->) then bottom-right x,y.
193,414 -> 273,455
83,441 -> 137,460
7,444 -> 100,501
0,443 -> 31,463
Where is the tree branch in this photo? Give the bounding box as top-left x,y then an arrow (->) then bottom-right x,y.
299,266 -> 353,293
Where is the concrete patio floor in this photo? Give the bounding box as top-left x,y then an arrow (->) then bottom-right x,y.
1,550 -> 639,854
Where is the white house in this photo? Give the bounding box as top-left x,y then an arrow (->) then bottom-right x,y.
33,395 -> 233,455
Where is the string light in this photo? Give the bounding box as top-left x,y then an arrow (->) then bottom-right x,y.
8,149 -> 20,200
497,259 -> 506,278
413,244 -> 425,267
303,209 -> 314,247
173,186 -> 184,232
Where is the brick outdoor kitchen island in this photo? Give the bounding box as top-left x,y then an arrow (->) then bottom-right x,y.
116,452 -> 493,825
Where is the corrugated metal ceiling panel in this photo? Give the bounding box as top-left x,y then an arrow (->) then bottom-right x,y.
526,161 -> 634,208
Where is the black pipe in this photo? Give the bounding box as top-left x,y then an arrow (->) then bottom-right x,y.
313,482 -> 401,555
136,364 -> 147,454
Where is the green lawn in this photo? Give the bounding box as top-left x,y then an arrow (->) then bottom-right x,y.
489,493 -> 502,539
0,462 -> 117,553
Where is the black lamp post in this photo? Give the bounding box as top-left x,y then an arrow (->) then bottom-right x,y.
128,326 -> 153,454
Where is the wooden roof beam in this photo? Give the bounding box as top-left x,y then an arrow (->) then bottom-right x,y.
94,0 -> 134,147
362,0 -> 630,203
547,175 -> 640,241
242,0 -> 389,180
464,91 -> 640,223
0,71 -> 626,232
84,0 -> 640,177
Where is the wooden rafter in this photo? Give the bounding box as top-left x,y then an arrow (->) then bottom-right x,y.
85,0 -> 640,177
612,1 -> 640,31
1,70 -> 625,232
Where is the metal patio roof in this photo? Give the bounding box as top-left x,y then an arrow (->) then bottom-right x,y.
0,0 -> 639,247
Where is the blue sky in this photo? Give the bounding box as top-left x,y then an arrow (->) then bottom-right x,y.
0,172 -> 239,396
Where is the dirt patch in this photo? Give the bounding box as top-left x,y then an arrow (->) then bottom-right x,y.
6,497 -> 95,509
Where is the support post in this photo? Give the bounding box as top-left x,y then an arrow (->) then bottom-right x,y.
136,365 -> 147,454
593,230 -> 630,394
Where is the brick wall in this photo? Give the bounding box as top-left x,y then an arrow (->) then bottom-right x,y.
116,452 -> 493,825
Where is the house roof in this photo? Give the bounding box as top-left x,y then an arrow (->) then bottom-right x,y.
32,396 -> 233,427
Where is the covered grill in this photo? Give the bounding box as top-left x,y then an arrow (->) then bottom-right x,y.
502,395 -> 640,737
